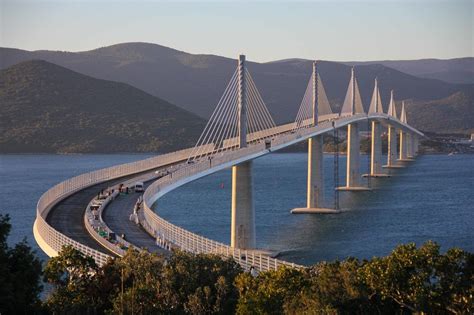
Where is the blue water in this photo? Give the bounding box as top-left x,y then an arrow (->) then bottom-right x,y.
1,153 -> 472,266
156,153 -> 474,265
0,154 -> 153,262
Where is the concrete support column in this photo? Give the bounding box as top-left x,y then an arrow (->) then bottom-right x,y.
307,136 -> 324,208
410,134 -> 417,158
370,121 -> 382,175
385,125 -> 398,167
405,133 -> 410,158
231,161 -> 255,249
399,130 -> 408,160
414,136 -> 419,155
336,123 -> 370,190
292,135 -> 339,213
407,133 -> 413,158
346,123 -> 360,187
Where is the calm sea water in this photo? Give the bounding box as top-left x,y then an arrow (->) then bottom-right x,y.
1,153 -> 472,265
0,154 -> 154,262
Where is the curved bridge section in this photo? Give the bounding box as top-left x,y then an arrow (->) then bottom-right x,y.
139,113 -> 422,271
33,147 -> 206,266
34,56 -> 424,271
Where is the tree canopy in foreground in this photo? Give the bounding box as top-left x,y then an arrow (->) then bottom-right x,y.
0,214 -> 472,314
0,214 -> 43,314
41,242 -> 472,314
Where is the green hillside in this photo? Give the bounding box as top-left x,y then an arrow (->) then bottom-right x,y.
0,60 -> 205,153
406,90 -> 474,134
1,43 -> 472,131
345,58 -> 474,84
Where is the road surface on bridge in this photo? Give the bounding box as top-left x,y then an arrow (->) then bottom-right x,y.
46,179 -> 121,256
102,183 -> 168,255
46,160 -> 186,257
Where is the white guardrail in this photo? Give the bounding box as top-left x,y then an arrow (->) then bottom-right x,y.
84,190 -> 134,257
34,113 -> 421,269
141,143 -> 303,271
83,171 -> 164,257
33,145 -> 212,266
139,113 -> 421,272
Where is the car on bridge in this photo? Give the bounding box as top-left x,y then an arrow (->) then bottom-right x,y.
134,182 -> 144,192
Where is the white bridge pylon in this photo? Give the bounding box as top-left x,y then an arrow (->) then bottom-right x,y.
294,61 -> 334,130
188,55 -> 276,162
368,77 -> 384,114
340,67 -> 365,116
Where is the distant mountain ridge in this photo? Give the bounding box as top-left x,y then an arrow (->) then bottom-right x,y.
406,89 -> 474,134
0,60 -> 205,153
343,58 -> 474,84
1,43 -> 471,123
1,42 -> 473,135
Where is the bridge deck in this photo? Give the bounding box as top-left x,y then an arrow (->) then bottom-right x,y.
46,163 -> 182,257
102,183 -> 168,255
41,113 -> 422,268
46,179 -> 121,256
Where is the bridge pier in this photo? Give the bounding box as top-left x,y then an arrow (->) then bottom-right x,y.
364,120 -> 389,177
383,125 -> 401,168
398,101 -> 413,162
337,123 -> 371,191
414,136 -> 419,156
399,130 -> 413,162
306,136 -> 324,208
408,133 -> 418,159
291,135 -> 338,214
231,161 -> 256,249
407,133 -> 413,158
399,130 -> 407,159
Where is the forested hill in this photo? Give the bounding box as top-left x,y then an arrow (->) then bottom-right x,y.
406,89 -> 474,134
1,43 -> 472,131
0,60 -> 205,153
344,58 -> 474,84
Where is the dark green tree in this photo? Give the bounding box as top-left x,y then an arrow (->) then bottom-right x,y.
161,251 -> 242,314
236,242 -> 473,314
41,239 -> 472,314
106,249 -> 242,314
107,249 -> 165,314
433,247 -> 473,313
284,259 -> 369,314
0,214 -> 43,314
235,266 -> 308,315
43,245 -> 100,314
361,241 -> 473,314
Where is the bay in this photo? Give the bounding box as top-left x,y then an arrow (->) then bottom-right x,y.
1,153 -> 472,266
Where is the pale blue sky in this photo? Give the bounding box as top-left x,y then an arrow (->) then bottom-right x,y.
1,0 -> 472,62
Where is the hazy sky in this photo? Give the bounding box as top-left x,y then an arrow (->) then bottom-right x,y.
1,0 -> 472,62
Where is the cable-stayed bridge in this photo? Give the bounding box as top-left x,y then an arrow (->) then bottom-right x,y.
34,55 -> 423,271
